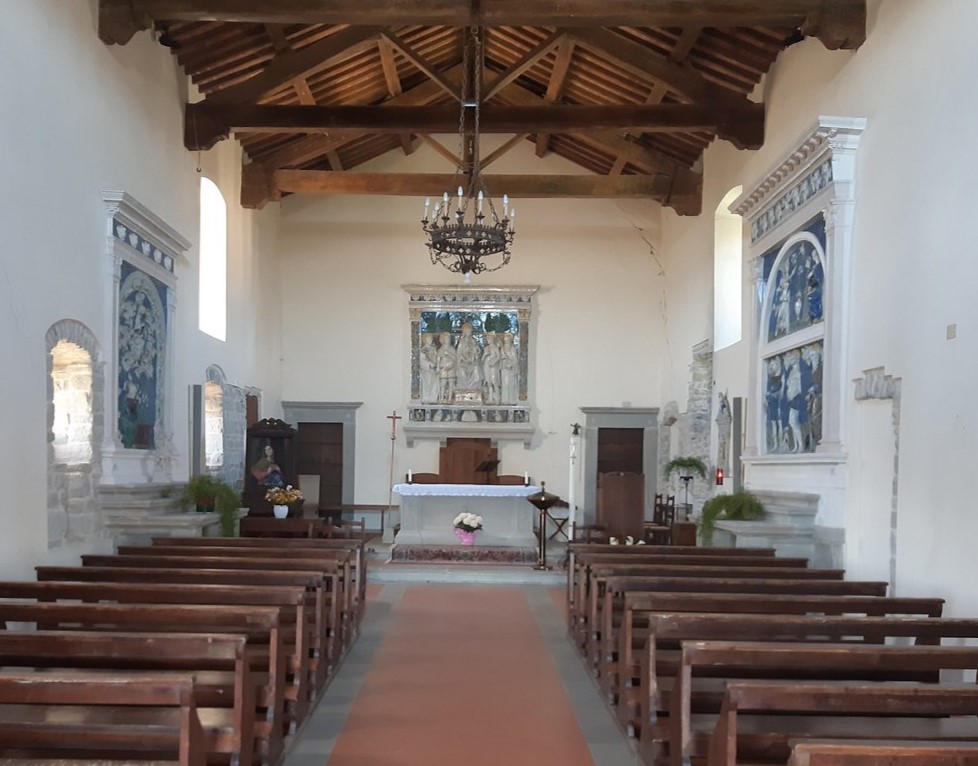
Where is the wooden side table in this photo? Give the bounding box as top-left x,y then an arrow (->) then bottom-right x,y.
671,521 -> 698,547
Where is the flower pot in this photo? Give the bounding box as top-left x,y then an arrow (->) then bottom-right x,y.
454,528 -> 478,546
272,504 -> 289,519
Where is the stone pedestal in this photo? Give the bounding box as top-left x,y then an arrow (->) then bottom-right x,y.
711,489 -> 820,561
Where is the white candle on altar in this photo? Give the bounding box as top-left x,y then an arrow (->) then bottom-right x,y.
407,469 -> 413,482
524,470 -> 529,485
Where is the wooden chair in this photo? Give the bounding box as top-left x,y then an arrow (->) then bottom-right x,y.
644,494 -> 676,544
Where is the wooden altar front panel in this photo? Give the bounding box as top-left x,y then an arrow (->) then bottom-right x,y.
439,438 -> 498,485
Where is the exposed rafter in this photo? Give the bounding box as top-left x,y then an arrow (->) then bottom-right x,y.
99,0 -> 866,50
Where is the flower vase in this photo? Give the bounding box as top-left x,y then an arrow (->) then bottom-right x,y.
455,528 -> 478,546
273,504 -> 289,519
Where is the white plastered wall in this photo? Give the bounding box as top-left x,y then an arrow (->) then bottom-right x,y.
659,0 -> 978,614
0,0 -> 281,578
275,138 -> 668,506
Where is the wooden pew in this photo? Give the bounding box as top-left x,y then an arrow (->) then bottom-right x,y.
580,567 -> 873,669
118,545 -> 356,649
788,740 -> 978,765
36,565 -> 339,679
148,536 -> 367,627
0,671 -> 205,766
83,551 -> 355,653
0,580 -> 315,721
0,631 -> 254,766
599,579 -> 921,678
668,641 -> 978,766
566,544 -> 779,626
709,682 -> 978,766
0,602 -> 286,765
608,591 -> 946,728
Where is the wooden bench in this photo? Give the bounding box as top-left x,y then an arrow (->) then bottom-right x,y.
0,602 -> 286,765
566,544 -> 778,625
580,567 -> 873,669
788,740 -> 978,765
35,566 -> 339,681
125,545 -> 357,650
149,536 -> 367,627
83,550 -> 355,654
709,682 -> 978,766
572,551 -> 811,639
0,580 -> 315,721
0,671 -> 204,766
608,592 -> 946,727
0,631 -> 253,766
668,641 -> 978,766
600,582 -> 930,678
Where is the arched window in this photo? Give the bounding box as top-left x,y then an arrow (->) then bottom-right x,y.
51,341 -> 93,465
46,319 -> 103,549
713,186 -> 743,351
199,177 -> 227,341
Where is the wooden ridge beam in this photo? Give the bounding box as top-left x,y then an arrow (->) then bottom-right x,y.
99,1 -> 865,50
186,102 -> 764,150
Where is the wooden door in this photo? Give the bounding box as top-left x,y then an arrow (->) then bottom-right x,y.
295,423 -> 343,510
596,427 -> 644,475
439,438 -> 497,484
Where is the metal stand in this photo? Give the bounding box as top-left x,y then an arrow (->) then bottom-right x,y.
526,481 -> 560,571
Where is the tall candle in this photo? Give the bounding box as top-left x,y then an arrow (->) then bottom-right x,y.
407,469 -> 413,482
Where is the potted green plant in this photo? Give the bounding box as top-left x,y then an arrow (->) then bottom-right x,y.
180,474 -> 241,536
699,490 -> 764,545
664,456 -> 708,511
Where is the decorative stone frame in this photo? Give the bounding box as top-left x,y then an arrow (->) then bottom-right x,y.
100,191 -> 190,485
733,117 -> 865,534
402,284 -> 538,447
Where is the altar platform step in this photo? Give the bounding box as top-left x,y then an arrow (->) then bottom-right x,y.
367,561 -> 564,585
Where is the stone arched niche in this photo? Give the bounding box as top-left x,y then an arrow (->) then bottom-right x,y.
46,319 -> 104,548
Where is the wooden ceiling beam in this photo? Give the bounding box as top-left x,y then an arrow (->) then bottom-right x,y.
100,0 -> 865,50
187,102 -> 764,150
208,25 -> 384,104
272,169 -> 675,198
381,30 -> 461,102
483,31 -> 565,101
535,38 -> 575,157
481,134 -> 529,168
566,27 -> 747,107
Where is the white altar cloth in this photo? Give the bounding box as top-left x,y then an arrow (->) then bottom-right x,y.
392,483 -> 540,548
392,483 -> 539,497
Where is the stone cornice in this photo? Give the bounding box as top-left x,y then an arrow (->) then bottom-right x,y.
403,284 -> 539,306
102,191 -> 192,259
732,116 -> 866,220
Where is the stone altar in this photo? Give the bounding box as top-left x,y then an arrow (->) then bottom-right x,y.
392,483 -> 539,549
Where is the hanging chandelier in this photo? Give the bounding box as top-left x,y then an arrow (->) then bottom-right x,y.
421,26 -> 515,279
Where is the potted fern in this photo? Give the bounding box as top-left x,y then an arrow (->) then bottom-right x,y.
699,490 -> 764,545
180,474 -> 241,536
664,456 -> 708,512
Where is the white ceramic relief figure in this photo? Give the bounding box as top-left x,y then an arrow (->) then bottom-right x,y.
455,322 -> 483,389
436,332 -> 457,403
500,333 -> 519,404
482,334 -> 501,405
419,333 -> 440,403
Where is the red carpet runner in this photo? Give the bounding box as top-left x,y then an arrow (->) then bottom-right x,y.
327,585 -> 595,765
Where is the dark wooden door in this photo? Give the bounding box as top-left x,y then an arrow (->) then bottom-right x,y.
295,423 -> 343,510
596,427 -> 644,475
